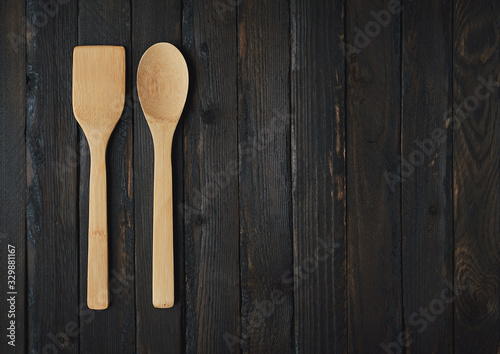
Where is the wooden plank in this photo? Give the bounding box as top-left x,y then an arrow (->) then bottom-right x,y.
132,0 -> 183,352
77,1 -> 135,352
182,0 -> 240,352
401,0 -> 454,353
453,1 -> 500,352
0,1 -> 26,352
290,0 -> 347,352
345,0 -> 402,351
25,0 -> 79,352
238,0 -> 293,351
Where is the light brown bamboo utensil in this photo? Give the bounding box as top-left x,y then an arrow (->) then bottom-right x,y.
137,42 -> 189,308
72,46 -> 126,310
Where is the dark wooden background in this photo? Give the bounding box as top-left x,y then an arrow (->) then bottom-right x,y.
1,0 -> 500,352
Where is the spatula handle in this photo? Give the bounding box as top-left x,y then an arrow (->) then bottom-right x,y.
152,132 -> 175,308
87,143 -> 109,310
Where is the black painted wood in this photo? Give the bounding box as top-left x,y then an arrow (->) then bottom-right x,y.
182,0 -> 241,352
0,1 -> 26,353
401,0 -> 454,352
1,0 -> 500,352
238,0 -> 294,351
291,0 -> 347,353
346,0 -> 402,351
25,0 -> 79,352
132,0 -> 184,352
77,1 -> 136,352
453,1 -> 500,353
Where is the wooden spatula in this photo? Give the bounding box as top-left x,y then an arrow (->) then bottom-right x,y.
72,46 -> 125,310
137,43 -> 189,308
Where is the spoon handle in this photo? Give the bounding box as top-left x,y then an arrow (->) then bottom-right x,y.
152,132 -> 175,308
87,142 -> 109,310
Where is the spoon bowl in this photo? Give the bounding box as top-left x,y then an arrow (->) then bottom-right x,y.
137,42 -> 189,308
138,43 -> 189,126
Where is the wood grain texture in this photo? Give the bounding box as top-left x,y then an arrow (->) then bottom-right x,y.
26,0 -> 79,351
346,0 -> 402,351
150,128 -> 175,308
0,1 -> 26,352
73,45 -> 126,310
137,42 -> 189,308
453,1 -> 500,352
5,0 -> 500,352
238,0 -> 294,351
132,0 -> 184,351
290,0 -> 347,352
401,0 -> 454,352
182,0 -> 241,352
78,0 -> 135,351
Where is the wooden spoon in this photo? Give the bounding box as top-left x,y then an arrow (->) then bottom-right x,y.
72,46 -> 126,310
137,42 -> 188,308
